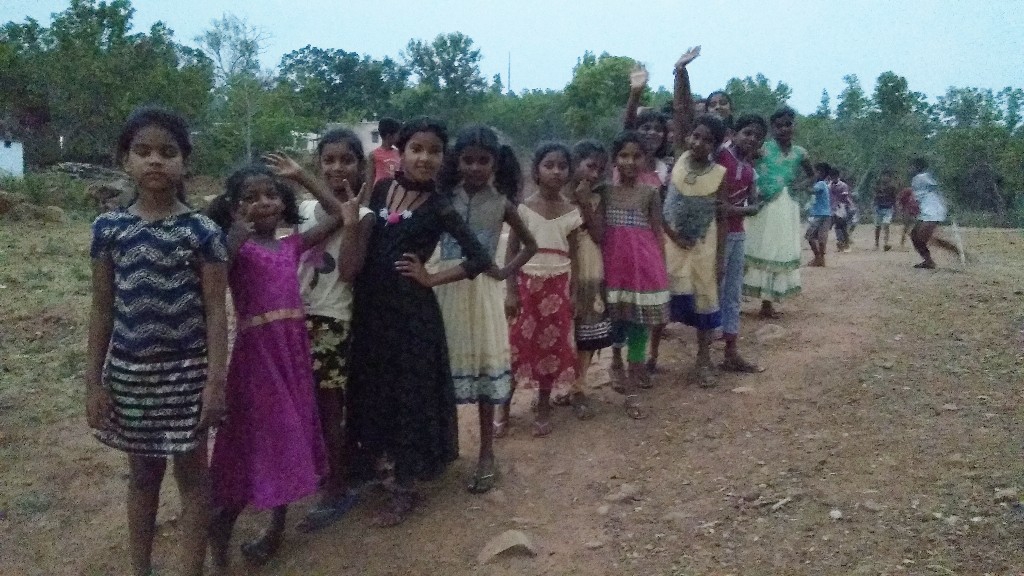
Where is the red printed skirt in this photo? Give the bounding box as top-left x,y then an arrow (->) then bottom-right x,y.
509,270 -> 577,392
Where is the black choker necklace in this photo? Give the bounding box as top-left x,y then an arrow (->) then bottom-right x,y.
395,171 -> 435,193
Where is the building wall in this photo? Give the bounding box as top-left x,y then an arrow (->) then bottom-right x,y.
325,120 -> 381,156
0,140 -> 24,178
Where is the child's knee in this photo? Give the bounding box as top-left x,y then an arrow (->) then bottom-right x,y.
128,456 -> 167,491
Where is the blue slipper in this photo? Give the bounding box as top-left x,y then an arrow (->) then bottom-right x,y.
297,492 -> 359,533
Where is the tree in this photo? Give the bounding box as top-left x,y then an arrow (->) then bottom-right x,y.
0,0 -> 213,165
722,74 -> 792,118
563,51 -> 636,140
400,32 -> 488,122
278,46 -> 408,123
814,89 -> 831,118
873,71 -> 915,118
836,74 -> 868,123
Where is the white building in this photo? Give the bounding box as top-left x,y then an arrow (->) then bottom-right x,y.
325,120 -> 382,155
0,140 -> 24,178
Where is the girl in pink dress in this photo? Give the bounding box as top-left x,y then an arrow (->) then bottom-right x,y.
602,131 -> 671,419
207,156 -> 345,569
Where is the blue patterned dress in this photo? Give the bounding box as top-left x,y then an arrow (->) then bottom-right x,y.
90,209 -> 226,456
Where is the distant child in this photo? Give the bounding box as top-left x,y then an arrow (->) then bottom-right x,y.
504,142 -> 582,436
908,157 -> 963,268
897,185 -> 919,247
294,129 -> 374,532
829,168 -> 854,252
366,117 -> 402,186
716,114 -> 768,373
602,131 -> 670,416
341,117 -> 494,526
744,106 -> 815,318
206,157 -> 348,568
434,125 -> 537,491
806,162 -> 833,267
565,139 -> 611,419
86,108 -> 228,576
874,168 -> 898,251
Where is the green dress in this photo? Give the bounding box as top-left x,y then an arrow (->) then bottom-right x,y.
742,140 -> 806,301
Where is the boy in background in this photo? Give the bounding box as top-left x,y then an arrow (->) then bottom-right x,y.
366,117 -> 401,186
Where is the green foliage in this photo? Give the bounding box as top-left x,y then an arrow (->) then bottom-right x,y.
1,172 -> 91,213
723,74 -> 792,118
563,52 -> 637,140
399,32 -> 488,125
0,0 -> 213,164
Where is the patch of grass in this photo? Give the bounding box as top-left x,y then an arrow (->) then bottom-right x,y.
1,172 -> 92,214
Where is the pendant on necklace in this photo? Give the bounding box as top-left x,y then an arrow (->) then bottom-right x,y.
380,208 -> 413,225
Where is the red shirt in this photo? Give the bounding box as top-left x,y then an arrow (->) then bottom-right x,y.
716,146 -> 757,233
370,146 -> 400,185
897,187 -> 919,216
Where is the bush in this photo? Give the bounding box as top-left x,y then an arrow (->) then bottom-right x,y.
0,173 -> 92,214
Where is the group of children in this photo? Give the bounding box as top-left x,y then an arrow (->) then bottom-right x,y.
84,45 -> 963,576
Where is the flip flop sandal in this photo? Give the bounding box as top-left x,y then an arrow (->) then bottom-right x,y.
493,417 -> 509,438
623,395 -> 647,420
551,394 -> 572,407
240,530 -> 283,566
532,420 -> 553,437
569,393 -> 594,420
296,492 -> 360,533
467,460 -> 499,494
720,356 -> 766,374
636,369 -> 654,389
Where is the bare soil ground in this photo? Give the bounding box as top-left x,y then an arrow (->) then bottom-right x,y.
2,221 -> 1022,576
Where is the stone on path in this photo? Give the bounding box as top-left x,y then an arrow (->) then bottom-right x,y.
477,530 -> 537,564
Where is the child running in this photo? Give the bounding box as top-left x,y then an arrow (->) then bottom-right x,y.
897,184 -> 919,247
565,139 -> 612,419
340,117 -> 495,527
908,157 -> 964,268
434,125 -> 537,492
874,168 -> 898,251
743,106 -> 814,318
806,162 -> 833,267
86,108 -> 228,576
207,156 -> 347,568
504,142 -> 583,436
602,131 -> 670,417
294,129 -> 374,532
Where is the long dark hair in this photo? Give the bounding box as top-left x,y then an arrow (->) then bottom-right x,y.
439,124 -> 522,201
117,106 -> 192,205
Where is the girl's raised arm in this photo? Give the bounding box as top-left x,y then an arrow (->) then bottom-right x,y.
624,66 -> 649,129
264,152 -> 347,250
672,46 -> 701,153
489,200 -> 538,280
85,257 -> 115,430
196,261 -> 228,431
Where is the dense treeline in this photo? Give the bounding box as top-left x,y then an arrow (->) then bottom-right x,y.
2,1 -> 1022,223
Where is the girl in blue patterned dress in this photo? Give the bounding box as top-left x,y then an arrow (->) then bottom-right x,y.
85,108 -> 228,576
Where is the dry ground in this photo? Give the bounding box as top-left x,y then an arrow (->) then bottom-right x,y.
1,219 -> 1022,575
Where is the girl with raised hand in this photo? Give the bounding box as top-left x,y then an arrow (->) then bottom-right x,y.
339,117 -> 495,527
294,129 -> 374,532
602,131 -> 670,418
502,143 -> 583,437
207,155 -> 347,568
434,125 -> 537,493
86,107 -> 228,576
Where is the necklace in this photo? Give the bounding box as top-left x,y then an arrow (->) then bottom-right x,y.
684,157 -> 714,185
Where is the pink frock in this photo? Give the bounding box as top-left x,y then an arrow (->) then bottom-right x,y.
211,235 -> 326,509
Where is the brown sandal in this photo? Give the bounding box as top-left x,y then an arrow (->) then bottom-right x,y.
624,395 -> 647,420
721,355 -> 765,373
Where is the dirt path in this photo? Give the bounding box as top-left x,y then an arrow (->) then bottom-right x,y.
3,224 -> 1023,575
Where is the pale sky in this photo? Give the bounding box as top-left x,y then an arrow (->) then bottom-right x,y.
5,0 -> 1023,113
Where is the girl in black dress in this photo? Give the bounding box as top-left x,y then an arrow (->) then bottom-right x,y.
338,117 -> 494,526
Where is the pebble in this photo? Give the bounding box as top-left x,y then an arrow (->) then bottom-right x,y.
994,487 -> 1018,503
477,530 -> 537,564
829,509 -> 843,520
605,483 -> 641,503
584,540 -> 604,550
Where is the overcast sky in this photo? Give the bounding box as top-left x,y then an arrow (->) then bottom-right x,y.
5,0 -> 1022,113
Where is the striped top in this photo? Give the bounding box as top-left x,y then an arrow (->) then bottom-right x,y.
90,210 -> 227,357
